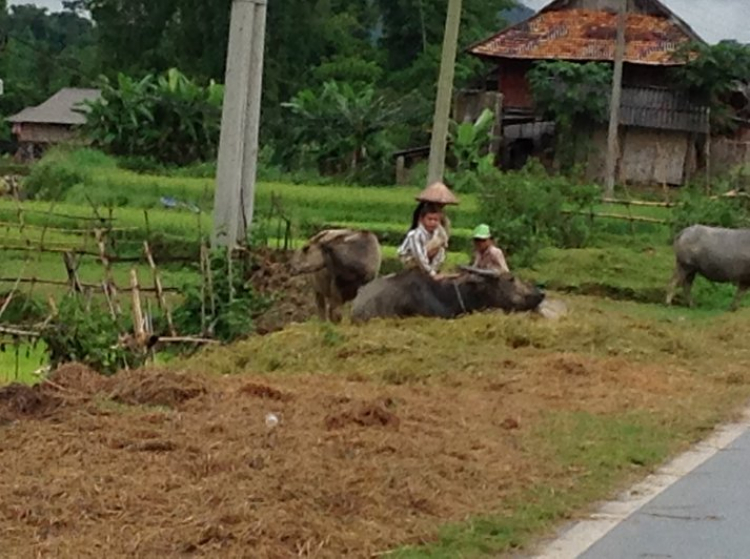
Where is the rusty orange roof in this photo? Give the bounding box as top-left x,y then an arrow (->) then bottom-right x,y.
470,9 -> 696,66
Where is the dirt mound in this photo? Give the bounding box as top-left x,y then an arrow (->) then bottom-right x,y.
47,363 -> 107,395
107,369 -> 208,408
248,250 -> 316,334
238,382 -> 293,401
0,383 -> 59,421
325,397 -> 400,430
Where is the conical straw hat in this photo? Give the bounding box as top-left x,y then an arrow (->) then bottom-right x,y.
416,181 -> 459,205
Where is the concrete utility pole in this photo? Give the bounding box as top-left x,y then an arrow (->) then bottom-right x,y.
426,0 -> 463,186
604,0 -> 627,198
213,0 -> 268,248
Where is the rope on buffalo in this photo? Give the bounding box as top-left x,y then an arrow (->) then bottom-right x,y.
453,281 -> 467,315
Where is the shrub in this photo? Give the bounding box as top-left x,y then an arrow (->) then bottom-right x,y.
173,250 -> 271,343
40,296 -> 145,375
671,187 -> 750,235
479,160 -> 599,266
83,69 -> 224,166
23,148 -> 115,200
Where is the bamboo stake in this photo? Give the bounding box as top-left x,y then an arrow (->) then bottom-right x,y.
96,229 -> 121,316
0,326 -> 40,338
130,269 -> 145,346
561,210 -> 667,224
0,261 -> 28,322
63,251 -> 84,293
143,241 -> 176,335
153,336 -> 221,345
102,281 -> 117,320
0,221 -> 138,234
227,245 -> 234,304
601,198 -> 677,208
199,243 -> 208,337
0,277 -> 177,292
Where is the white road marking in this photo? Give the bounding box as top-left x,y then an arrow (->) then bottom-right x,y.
527,407 -> 750,559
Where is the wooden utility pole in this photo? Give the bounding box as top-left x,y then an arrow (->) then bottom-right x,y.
604,0 -> 627,198
426,0 -> 463,186
213,0 -> 268,248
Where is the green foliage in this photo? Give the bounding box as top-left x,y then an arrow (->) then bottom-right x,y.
173,251 -> 271,343
448,108 -> 497,192
671,188 -> 750,234
82,68 -> 224,166
24,147 -> 115,200
40,296 -> 143,375
60,0 -> 514,182
673,41 -> 750,131
0,292 -> 46,325
479,160 -> 599,266
282,80 -> 403,182
529,61 -> 613,128
529,61 -> 613,171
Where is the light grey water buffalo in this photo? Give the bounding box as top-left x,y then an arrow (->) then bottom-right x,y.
351,266 -> 544,323
666,224 -> 750,311
291,229 -> 382,323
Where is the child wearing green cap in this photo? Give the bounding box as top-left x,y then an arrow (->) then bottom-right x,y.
471,224 -> 509,274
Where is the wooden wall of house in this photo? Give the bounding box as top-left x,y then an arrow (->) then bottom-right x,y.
497,60 -> 534,109
15,123 -> 78,144
623,64 -> 673,88
588,127 -> 695,186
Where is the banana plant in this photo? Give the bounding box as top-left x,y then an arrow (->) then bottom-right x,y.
450,107 -> 496,173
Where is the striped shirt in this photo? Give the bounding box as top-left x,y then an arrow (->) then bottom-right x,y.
398,224 -> 447,276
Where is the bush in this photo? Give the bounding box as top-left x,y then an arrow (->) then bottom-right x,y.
173,250 -> 271,343
479,160 -> 599,266
0,292 -> 46,325
40,296 -> 145,375
671,187 -> 750,235
23,148 -> 115,200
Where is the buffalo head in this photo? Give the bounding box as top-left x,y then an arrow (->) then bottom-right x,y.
459,266 -> 545,312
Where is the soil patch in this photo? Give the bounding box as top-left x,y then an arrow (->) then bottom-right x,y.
0,383 -> 58,421
107,368 -> 208,408
248,249 -> 317,334
239,382 -> 293,401
0,346 -> 736,558
325,398 -> 400,430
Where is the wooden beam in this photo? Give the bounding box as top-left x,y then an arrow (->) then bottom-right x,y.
604,0 -> 627,197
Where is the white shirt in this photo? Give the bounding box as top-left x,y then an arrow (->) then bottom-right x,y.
398,224 -> 446,276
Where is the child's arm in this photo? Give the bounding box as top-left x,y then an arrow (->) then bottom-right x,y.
431,247 -> 446,274
493,247 -> 510,273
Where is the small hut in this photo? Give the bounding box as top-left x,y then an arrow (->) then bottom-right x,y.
7,88 -> 101,162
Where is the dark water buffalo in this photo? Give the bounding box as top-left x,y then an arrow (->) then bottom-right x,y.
291,229 -> 381,323
351,267 -> 544,323
666,224 -> 750,311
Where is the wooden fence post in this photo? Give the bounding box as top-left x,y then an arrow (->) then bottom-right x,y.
144,241 -> 176,337
130,268 -> 145,347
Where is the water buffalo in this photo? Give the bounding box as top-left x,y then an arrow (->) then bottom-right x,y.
350,267 -> 544,323
291,229 -> 382,323
666,224 -> 750,311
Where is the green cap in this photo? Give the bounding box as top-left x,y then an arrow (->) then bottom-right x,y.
472,224 -> 491,240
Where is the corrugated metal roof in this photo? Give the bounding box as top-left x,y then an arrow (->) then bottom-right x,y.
7,88 -> 101,125
470,9 -> 693,65
619,86 -> 709,133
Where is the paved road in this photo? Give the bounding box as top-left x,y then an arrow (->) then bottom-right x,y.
579,429 -> 750,559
